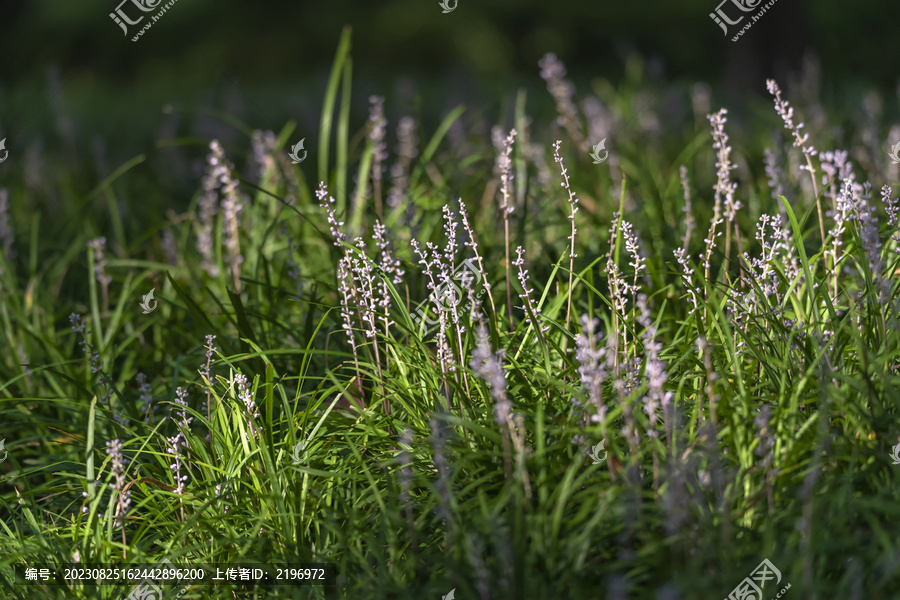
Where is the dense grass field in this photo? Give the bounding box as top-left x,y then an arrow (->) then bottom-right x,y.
2,27 -> 900,599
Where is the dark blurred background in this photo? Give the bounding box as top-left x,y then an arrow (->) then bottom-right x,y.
0,0 -> 897,182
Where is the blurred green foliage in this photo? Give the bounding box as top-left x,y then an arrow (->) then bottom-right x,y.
0,0 -> 898,202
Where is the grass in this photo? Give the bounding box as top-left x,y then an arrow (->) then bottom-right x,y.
2,28 -> 900,600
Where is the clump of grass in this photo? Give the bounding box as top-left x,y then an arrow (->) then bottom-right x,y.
2,31 -> 900,600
